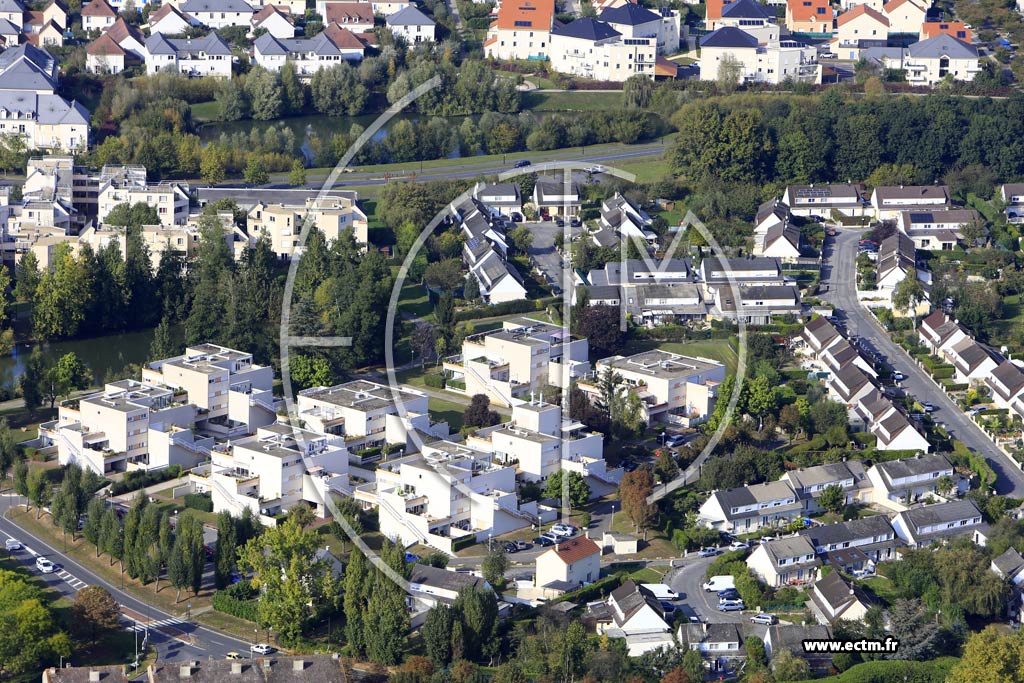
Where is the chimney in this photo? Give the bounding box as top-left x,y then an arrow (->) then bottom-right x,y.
293,660 -> 306,672
231,662 -> 244,675
89,672 -> 101,683
179,665 -> 192,678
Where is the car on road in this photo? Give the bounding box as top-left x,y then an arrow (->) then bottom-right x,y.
550,524 -> 576,538
555,217 -> 565,227
922,402 -> 936,413
513,160 -> 532,168
225,652 -> 243,660
251,644 -> 273,655
698,547 -> 721,557
719,600 -> 745,612
664,433 -> 688,447
892,371 -> 905,381
35,557 -> 55,573
570,217 -> 581,227
5,539 -> 22,552
584,164 -> 606,174
533,535 -> 556,547
728,541 -> 750,551
703,576 -> 735,592
750,613 -> 778,625
820,51 -> 837,59
504,541 -> 532,553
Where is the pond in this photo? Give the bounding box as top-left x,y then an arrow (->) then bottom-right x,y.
0,328 -> 161,390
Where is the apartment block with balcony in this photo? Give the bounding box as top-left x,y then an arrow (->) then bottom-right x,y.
246,196 -> 368,259
95,164 -> 190,227
443,317 -> 589,408
190,422 -> 350,520
549,18 -> 656,81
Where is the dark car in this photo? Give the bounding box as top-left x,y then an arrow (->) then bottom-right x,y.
555,218 -> 565,227
514,160 -> 532,168
534,536 -> 555,547
570,217 -> 581,227
505,540 -> 532,553
718,588 -> 740,601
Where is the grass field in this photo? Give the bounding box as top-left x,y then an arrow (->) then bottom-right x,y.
190,100 -> 219,121
522,91 -> 624,112
428,397 -> 470,431
613,156 -> 673,184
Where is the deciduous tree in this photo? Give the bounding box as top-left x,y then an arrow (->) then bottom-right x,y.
71,586 -> 120,645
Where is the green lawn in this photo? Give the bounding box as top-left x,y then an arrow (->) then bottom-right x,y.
613,156 -> 673,184
397,281 -> 433,320
190,100 -> 219,122
522,90 -> 624,112
428,397 -> 469,431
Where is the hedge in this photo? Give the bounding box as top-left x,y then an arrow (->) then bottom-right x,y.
554,572 -> 623,604
451,533 -> 477,553
109,465 -> 184,496
454,297 -> 558,322
184,492 -> 213,513
212,580 -> 259,623
793,657 -> 957,683
931,367 -> 955,379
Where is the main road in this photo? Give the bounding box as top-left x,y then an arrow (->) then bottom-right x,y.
0,493 -> 254,666
821,229 -> 1024,496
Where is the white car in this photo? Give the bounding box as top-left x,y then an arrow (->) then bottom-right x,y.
750,613 -> 778,625
728,541 -> 750,551
35,557 -> 55,573
4,539 -> 21,552
550,524 -> 576,538
584,164 -> 605,174
250,644 -> 273,655
892,371 -> 905,381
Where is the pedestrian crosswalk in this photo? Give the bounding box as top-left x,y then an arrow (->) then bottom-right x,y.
56,568 -> 87,590
125,617 -> 185,633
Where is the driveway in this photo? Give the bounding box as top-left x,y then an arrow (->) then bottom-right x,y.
524,221 -> 582,292
821,229 -> 1024,496
665,555 -> 745,624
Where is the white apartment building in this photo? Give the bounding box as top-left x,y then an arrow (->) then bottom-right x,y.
386,5 -> 436,43
699,27 -> 818,85
252,28 -> 366,75
587,349 -> 726,426
600,3 -> 681,54
443,317 -> 590,408
865,453 -> 954,511
144,32 -> 233,78
191,422 -> 350,521
179,0 -> 255,29
96,165 -> 190,227
0,45 -> 89,151
549,18 -> 657,82
246,196 -> 368,258
484,0 -> 555,61
900,34 -> 980,85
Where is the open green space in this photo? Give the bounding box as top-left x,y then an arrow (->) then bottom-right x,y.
522,90 -> 624,112
428,397 -> 470,431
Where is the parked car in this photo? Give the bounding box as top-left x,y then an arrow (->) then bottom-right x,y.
750,613 -> 778,625
569,217 -> 581,227
550,524 -> 576,538
555,217 -> 565,227
728,541 -> 750,551
892,371 -> 906,381
35,557 -> 55,574
659,601 -> 676,613
504,540 -> 531,553
250,644 -> 273,655
534,536 -> 555,547
665,433 -> 687,447
719,600 -> 745,612
584,164 -> 606,174
717,589 -> 741,601
922,402 -> 936,413
514,160 -> 532,168
4,539 -> 21,552
698,547 -> 721,557
703,576 -> 735,592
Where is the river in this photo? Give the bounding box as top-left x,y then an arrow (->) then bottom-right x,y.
0,328 -> 159,390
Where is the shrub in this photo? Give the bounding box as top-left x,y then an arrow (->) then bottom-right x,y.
108,465 -> 184,496
423,373 -> 445,389
212,580 -> 259,623
183,492 -> 213,512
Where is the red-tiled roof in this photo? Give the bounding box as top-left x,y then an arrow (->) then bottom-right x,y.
323,22 -> 366,48
87,32 -> 124,55
546,537 -> 601,565
323,2 -> 374,24
836,3 -> 888,28
105,17 -> 144,44
787,0 -> 830,23
921,20 -> 971,41
81,0 -> 116,17
494,0 -> 554,31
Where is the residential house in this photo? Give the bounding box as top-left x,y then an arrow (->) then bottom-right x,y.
871,409 -> 930,453
484,0 -> 555,61
589,349 -> 726,426
253,27 -> 366,73
799,514 -> 899,566
985,361 -> 1024,412
443,317 -> 590,408
386,5 -> 436,43
29,19 -> 63,47
370,0 -> 413,16
991,548 -> 1024,586
818,337 -> 878,378
946,337 -> 1000,385
800,315 -> 843,355
808,571 -> 873,625
104,17 -> 147,59
755,222 -> 802,261
764,624 -> 834,672
875,232 -> 929,314
833,4 -> 889,59
532,177 -> 580,217
714,0 -> 779,42
920,19 -> 971,41
827,363 -> 875,406
712,284 -> 802,324
697,480 -> 803,533
535,536 -> 601,590
1001,183 -> 1024,224
0,0 -> 22,29
704,0 -> 736,28
619,283 -> 705,325
322,1 -> 375,31
179,0 -> 255,29
246,195 -> 368,257
85,34 -> 133,74
81,0 -> 117,32
594,191 -> 656,246
891,499 -> 989,548
780,462 -> 863,513
144,32 -> 234,77
866,453 -> 954,510
548,18 -> 656,82
32,0 -> 67,32
917,309 -> 968,357
0,90 -> 89,151
470,249 -> 528,304
147,4 -> 198,34
599,2 -> 681,54
747,535 -> 820,586
0,17 -> 18,45
785,0 -> 833,33
871,185 -> 951,221
902,34 -> 980,85
698,255 -> 785,293
407,565 -> 492,612
699,27 -> 818,85
680,622 -> 744,673
882,0 -> 926,35
0,42 -> 58,92
898,208 -> 979,250
96,165 -> 190,226
472,182 -> 522,218
451,195 -> 525,305
596,581 -> 672,653
251,4 -> 295,39
783,184 -> 865,217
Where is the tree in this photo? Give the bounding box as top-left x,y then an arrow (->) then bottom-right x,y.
779,403 -> 802,443
411,322 -> 436,367
452,586 -> 498,662
103,202 -> 160,229
654,449 -> 679,483
421,605 -> 454,667
620,468 -> 657,539
289,159 -> 307,186
20,348 -> 45,412
0,420 -> 15,489
149,315 -> 177,361
463,394 -> 500,429
13,252 -> 40,302
27,468 -> 47,518
71,586 -> 121,645
893,267 -> 926,321
480,546 -> 509,590
311,63 -> 368,116
200,145 -> 227,185
542,470 -> 591,509
214,510 -> 238,590
887,598 -> 940,660
12,459 -> 27,500
40,353 -> 91,408
424,258 -> 465,291
623,74 -> 654,109
717,54 -> 743,94
681,648 -> 704,683
240,513 -> 338,641
660,667 -> 691,683
463,274 -> 480,301
290,354 -> 332,390
818,484 -> 845,514
508,225 -> 533,254
245,67 -> 284,120
948,625 -> 1024,683
434,291 -> 455,342
83,497 -> 105,557
243,156 -> 269,186
771,648 -> 810,682
99,507 -> 123,568
576,305 -> 625,356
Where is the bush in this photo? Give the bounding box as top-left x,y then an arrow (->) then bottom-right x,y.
555,572 -> 623,604
108,465 -> 184,496
931,367 -> 955,379
423,373 -> 445,389
183,492 -> 213,512
212,580 -> 259,623
451,534 -> 476,553
454,297 -> 558,322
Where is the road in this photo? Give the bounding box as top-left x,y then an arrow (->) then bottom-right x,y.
821,229 -> 1024,496
0,493 -> 255,666
665,554 -> 745,624
524,220 -> 583,291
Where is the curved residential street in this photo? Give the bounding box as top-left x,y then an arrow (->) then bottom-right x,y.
820,228 -> 1024,496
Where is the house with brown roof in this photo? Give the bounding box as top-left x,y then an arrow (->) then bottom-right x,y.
808,571 -> 873,625
103,16 -> 146,57
782,184 -> 865,217
146,3 -> 197,35
484,0 -> 555,61
322,1 -> 375,31
918,309 -> 968,358
882,0 -> 926,34
785,0 -> 833,34
871,184 -> 951,221
535,536 -> 601,590
26,18 -> 62,46
252,4 -> 295,38
920,20 -> 971,42
81,0 -> 116,32
833,4 -> 889,59
898,208 -> 979,250
986,361 -> 1024,412
85,33 -> 134,73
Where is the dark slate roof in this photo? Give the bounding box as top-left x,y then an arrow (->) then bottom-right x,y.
800,515 -> 895,549
993,548 -> 1024,578
874,454 -> 951,482
387,5 -> 434,25
409,564 -> 488,593
908,33 -> 978,59
551,17 -> 621,41
700,25 -> 758,48
599,2 -> 661,25
901,499 -> 982,530
720,0 -> 774,19
609,580 -> 664,626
